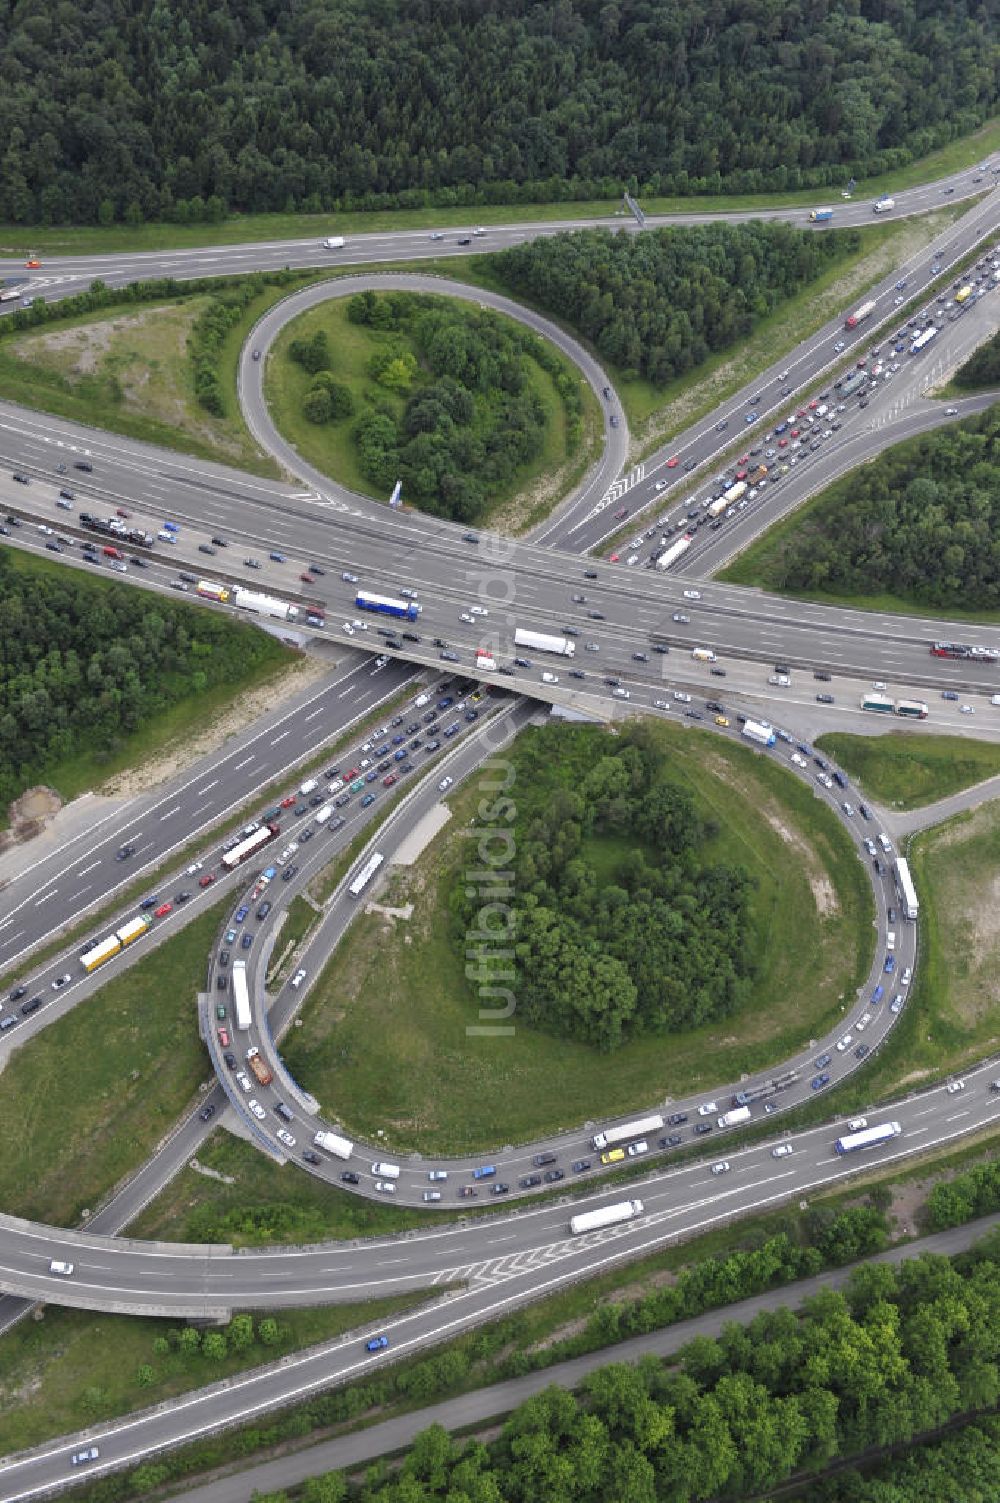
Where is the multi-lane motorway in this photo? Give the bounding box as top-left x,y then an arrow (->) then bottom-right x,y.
0,161 -> 998,1496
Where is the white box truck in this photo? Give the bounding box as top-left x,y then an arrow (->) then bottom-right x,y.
322,235 -> 346,248
718,1105 -> 751,1128
692,647 -> 717,662
514,626 -> 575,657
371,1161 -> 400,1179
313,1130 -> 353,1159
592,1114 -> 664,1150
570,1199 -> 644,1236
742,720 -> 777,747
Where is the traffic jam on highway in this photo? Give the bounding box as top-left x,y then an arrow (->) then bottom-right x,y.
606,237 -> 1000,573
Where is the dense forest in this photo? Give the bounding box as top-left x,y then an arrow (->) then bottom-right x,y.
726,407 -> 1000,610
0,0 -> 996,225
808,1416 -> 1000,1502
953,327 -> 1000,390
451,724 -> 755,1050
491,222 -> 855,384
0,551 -> 284,805
289,292 -> 574,523
246,1235 -> 1000,1503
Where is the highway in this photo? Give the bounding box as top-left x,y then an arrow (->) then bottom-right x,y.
0,160 -> 997,1496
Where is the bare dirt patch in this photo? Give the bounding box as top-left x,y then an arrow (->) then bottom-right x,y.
0,786 -> 63,851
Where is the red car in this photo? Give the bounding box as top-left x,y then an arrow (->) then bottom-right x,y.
115,508 -> 129,518
791,427 -> 800,437
155,902 -> 173,918
666,455 -> 679,468
609,552 -> 620,562
344,767 -> 360,781
198,872 -> 216,888
299,572 -> 315,583
796,406 -> 807,417
808,399 -> 819,410
738,453 -> 749,464
383,773 -> 398,787
280,795 -> 296,809
218,1027 -> 230,1048
25,258 -> 41,268
735,468 -> 748,481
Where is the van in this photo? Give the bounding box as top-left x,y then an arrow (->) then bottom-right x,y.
49,1260 -> 74,1276
692,647 -> 716,662
886,930 -> 896,951
541,672 -> 559,685
371,1161 -> 400,1179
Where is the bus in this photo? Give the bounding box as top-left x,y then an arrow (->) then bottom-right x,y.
348,852 -> 384,897
834,1121 -> 901,1155
221,822 -> 279,871
895,699 -> 928,719
354,591 -> 420,621
80,914 -> 153,973
232,960 -> 252,1031
894,857 -> 919,920
861,692 -> 894,713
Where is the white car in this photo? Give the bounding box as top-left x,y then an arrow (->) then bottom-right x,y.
946,1080 -> 966,1094
854,1012 -> 872,1032
836,1032 -> 853,1051
711,1160 -> 731,1175
51,973 -> 71,990
290,968 -> 307,989
846,1116 -> 868,1131
834,340 -> 845,352
771,1143 -> 794,1158
890,993 -> 904,1013
672,612 -> 690,623
438,776 -> 453,792
71,1447 -> 100,1466
50,1259 -> 75,1276
236,1071 -> 252,1092
374,1179 -> 396,1194
459,612 -> 474,623
698,1101 -> 718,1116
470,605 -> 488,616
654,479 -> 668,492
627,1139 -> 648,1157
961,704 -> 975,715
342,622 -> 355,635
791,752 -> 807,767
945,407 -> 958,416
894,295 -> 904,305
277,1128 -> 296,1147
683,589 -> 701,600
246,1045 -> 259,1060
248,1099 -> 266,1120
901,967 -> 912,986
352,619 -> 367,631
673,691 -> 691,703
654,699 -> 670,710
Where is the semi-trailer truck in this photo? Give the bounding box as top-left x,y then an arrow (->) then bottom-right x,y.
844,299 -> 877,329
742,720 -> 776,747
570,1199 -> 644,1235
592,1115 -> 664,1150
656,533 -> 693,570
513,626 -> 575,657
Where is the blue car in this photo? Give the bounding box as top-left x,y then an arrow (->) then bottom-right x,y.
139,895 -> 159,911
745,411 -> 757,423
269,551 -> 286,563
811,1072 -> 831,1090
361,792 -> 376,807
872,984 -> 885,1004
472,1165 -> 497,1180
814,1052 -> 831,1069
365,1335 -> 389,1353
234,905 -> 249,923
884,955 -> 895,973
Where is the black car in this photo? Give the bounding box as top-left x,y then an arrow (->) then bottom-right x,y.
668,1112 -> 688,1125
709,667 -> 726,677
632,652 -> 648,662
223,1051 -> 237,1070
572,1159 -> 592,1173
175,890 -> 192,903
8,985 -> 27,1002
73,460 -> 94,472
816,693 -> 835,704
211,536 -> 228,547
706,701 -> 724,714
309,792 -> 324,806
302,1150 -> 321,1166
544,1168 -> 564,1183
491,1183 -> 510,1196
584,570 -> 598,579
21,996 -> 42,1015
694,1122 -> 713,1135
198,544 -> 216,556
199,1103 -> 216,1122
569,670 -> 585,679
519,1173 -> 542,1188
814,671 -> 832,681
533,1152 -> 557,1166
216,975 -> 227,990
341,1171 -> 361,1185
116,843 -> 134,861
589,610 -> 605,620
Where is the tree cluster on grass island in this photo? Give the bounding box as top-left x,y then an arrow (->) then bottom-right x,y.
452,725 -> 755,1051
